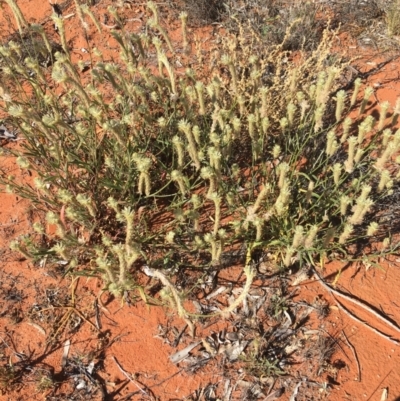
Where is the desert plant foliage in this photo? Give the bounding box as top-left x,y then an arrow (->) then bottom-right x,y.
0,1 -> 399,309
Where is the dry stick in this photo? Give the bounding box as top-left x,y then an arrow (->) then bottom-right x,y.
341,329 -> 361,382
365,369 -> 393,401
93,298 -> 101,330
112,356 -> 154,399
61,339 -> 71,369
335,298 -> 399,345
101,17 -> 142,29
0,334 -> 25,360
148,268 -> 195,337
312,267 -> 400,344
319,327 -> 350,363
117,370 -> 185,401
172,324 -> 187,348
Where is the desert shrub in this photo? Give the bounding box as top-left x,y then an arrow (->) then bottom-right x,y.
0,1 -> 399,310
182,0 -> 224,24
221,0 -> 324,51
182,0 -> 324,51
331,0 -> 384,28
385,0 -> 400,36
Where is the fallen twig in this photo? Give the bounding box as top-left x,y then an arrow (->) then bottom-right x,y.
341,329 -> 361,382
94,298 -> 102,330
112,356 -> 155,399
312,267 -> 400,344
335,299 -> 399,345
61,339 -> 70,369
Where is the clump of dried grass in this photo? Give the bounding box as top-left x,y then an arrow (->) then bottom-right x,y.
385,0 -> 400,36
181,0 -> 225,25
222,0 -> 325,51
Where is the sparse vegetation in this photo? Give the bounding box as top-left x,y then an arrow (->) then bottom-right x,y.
182,0 -> 224,24
0,362 -> 17,393
223,0 -> 325,51
1,0 -> 400,398
385,0 -> 400,36
1,1 -> 399,304
32,367 -> 54,392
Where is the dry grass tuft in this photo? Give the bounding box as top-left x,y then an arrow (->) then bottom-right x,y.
182,0 -> 225,25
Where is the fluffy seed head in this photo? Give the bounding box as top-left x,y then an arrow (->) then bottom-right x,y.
46,211 -> 59,225
292,225 -> 304,249
339,223 -> 353,244
272,144 -> 281,159
367,222 -> 379,236
165,231 -> 175,244
340,195 -> 351,215
332,163 -> 342,185
16,156 -> 30,169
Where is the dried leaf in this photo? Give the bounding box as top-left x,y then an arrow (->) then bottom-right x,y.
205,286 -> 226,300
169,341 -> 201,364
224,340 -> 248,361
289,381 -> 302,401
292,270 -> 309,286
283,310 -> 293,325
202,338 -> 217,356
226,332 -> 240,342
76,379 -> 86,390
0,124 -> 16,139
284,344 -> 299,355
26,322 -> 46,335
87,361 -> 95,375
304,330 -> 320,336
223,379 -> 232,401
61,339 -> 71,368
263,388 -> 285,400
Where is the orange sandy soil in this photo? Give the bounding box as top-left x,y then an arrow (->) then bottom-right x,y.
1,1 -> 400,400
